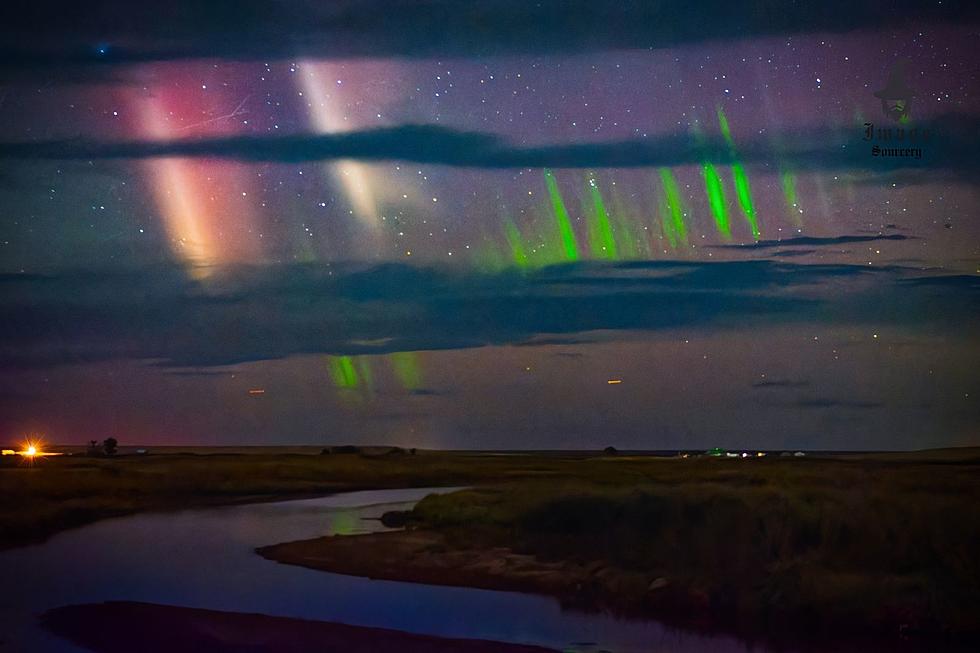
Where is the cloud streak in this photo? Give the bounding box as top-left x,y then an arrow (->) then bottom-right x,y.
713,234 -> 914,251
1,1 -> 975,72
794,398 -> 883,409
1,260 -> 977,370
1,117 -> 977,177
752,379 -> 810,388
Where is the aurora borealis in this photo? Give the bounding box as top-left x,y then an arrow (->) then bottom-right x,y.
0,1 -> 977,449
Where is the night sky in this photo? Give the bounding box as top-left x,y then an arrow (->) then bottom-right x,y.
1,2 -> 978,449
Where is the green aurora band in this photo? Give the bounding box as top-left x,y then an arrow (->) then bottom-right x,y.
326,352 -> 425,401
390,351 -> 423,391
327,355 -> 359,389
586,176 -> 618,260
702,163 -> 731,239
503,216 -> 530,269
544,169 -> 580,262
717,107 -> 761,240
609,187 -> 643,259
731,163 -> 760,240
780,170 -> 803,226
658,167 -> 688,247
355,356 -> 375,396
691,120 -> 732,241
477,122 -> 790,272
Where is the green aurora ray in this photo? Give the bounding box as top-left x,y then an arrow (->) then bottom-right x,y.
544,169 -> 580,262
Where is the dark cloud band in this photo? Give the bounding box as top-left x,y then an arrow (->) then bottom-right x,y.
1,260 -> 976,370
1,117 -> 977,176
0,1 -> 976,71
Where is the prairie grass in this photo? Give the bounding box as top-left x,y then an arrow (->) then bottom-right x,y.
6,448 -> 979,639
409,455 -> 980,638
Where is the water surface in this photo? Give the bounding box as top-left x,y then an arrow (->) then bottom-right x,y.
3,487 -> 778,652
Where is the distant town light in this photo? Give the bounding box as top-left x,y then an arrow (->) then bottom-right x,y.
14,438 -> 62,459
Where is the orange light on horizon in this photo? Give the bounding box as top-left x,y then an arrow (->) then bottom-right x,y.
607,379 -> 623,384
15,438 -> 62,459
19,436 -> 42,458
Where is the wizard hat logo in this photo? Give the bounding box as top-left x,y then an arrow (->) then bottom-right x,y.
874,60 -> 915,122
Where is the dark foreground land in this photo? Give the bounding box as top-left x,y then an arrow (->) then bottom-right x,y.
259,449 -> 980,646
2,447 -> 588,549
42,602 -> 559,653
8,446 -> 980,647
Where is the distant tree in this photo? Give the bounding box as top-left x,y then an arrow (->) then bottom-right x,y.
320,445 -> 360,455
87,440 -> 101,456
102,438 -> 118,456
603,446 -> 618,456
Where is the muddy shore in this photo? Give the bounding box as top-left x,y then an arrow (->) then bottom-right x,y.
41,601 -> 560,653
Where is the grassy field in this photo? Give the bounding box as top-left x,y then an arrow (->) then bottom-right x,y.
259,449 -> 980,645
1,447 -> 627,549
7,447 -> 980,644
405,456 -> 980,641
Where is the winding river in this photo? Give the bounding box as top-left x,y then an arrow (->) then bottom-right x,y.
3,487 -> 780,652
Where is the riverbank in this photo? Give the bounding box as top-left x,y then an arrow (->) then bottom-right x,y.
41,602 -> 560,652
259,453 -> 980,648
1,449 -> 591,549
10,448 -> 980,647
259,529 -> 594,599
8,447 -> 979,551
